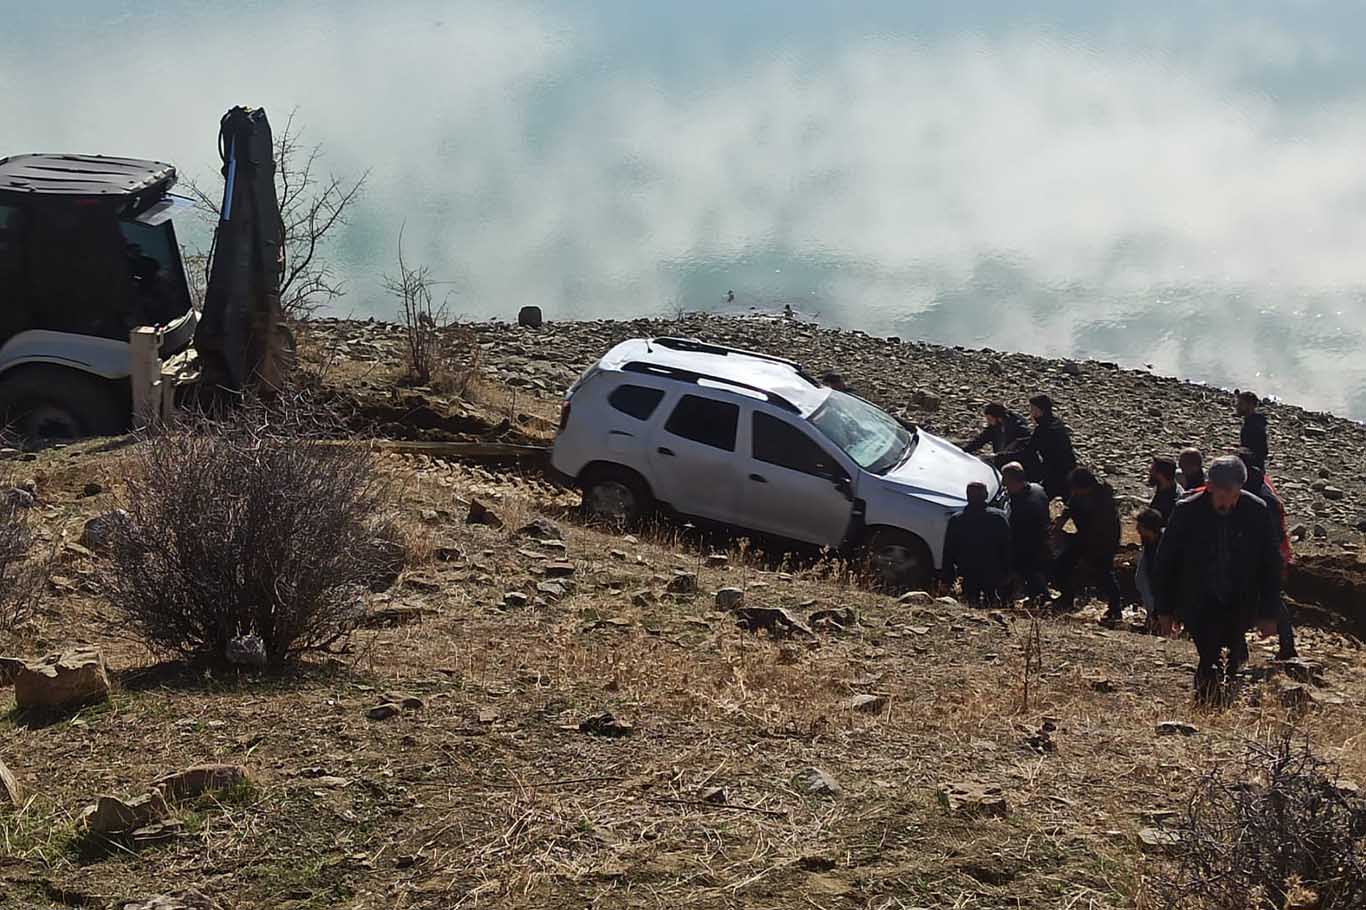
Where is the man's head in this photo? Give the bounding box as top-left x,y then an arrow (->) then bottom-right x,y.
1068,466 -> 1099,498
1000,461 -> 1028,493
1135,508 -> 1165,546
965,481 -> 989,506
1206,455 -> 1248,514
822,372 -> 848,392
1028,394 -> 1054,423
1148,456 -> 1178,489
1235,389 -> 1259,417
983,402 -> 1008,427
1179,447 -> 1203,480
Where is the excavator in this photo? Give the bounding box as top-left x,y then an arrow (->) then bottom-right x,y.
0,106 -> 291,438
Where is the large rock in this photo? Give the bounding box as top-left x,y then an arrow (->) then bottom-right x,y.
152,764 -> 250,803
79,509 -> 131,550
0,757 -> 21,808
14,648 -> 111,711
466,499 -> 504,528
938,782 -> 1009,818
792,767 -> 842,797
714,587 -> 745,610
80,791 -> 169,834
517,305 -> 544,328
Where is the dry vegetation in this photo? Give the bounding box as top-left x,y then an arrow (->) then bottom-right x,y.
0,435 -> 1362,910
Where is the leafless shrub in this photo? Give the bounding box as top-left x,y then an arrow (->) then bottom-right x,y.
386,234 -> 480,395
100,418 -> 406,669
0,490 -> 50,633
1152,730 -> 1366,910
188,108 -> 368,319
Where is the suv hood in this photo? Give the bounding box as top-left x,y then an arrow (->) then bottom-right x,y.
876,430 -> 1001,507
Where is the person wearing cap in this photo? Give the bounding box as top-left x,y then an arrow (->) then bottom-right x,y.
1235,390 -> 1269,473
1050,466 -> 1123,622
940,481 -> 1012,606
1152,455 -> 1283,700
1178,448 -> 1205,493
1147,456 -> 1183,520
964,403 -> 1031,466
1001,461 -> 1050,600
1020,394 -> 1077,501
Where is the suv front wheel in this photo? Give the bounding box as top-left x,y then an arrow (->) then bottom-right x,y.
580,465 -> 653,528
863,527 -> 934,594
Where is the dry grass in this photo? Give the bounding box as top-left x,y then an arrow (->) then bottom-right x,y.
0,442 -> 1362,909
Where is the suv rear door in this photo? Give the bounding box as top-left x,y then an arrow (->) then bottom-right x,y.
739,408 -> 855,547
647,392 -> 743,524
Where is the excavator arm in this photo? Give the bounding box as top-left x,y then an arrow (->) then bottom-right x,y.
192,106 -> 289,395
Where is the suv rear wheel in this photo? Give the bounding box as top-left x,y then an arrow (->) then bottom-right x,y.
580,465 -> 653,527
0,366 -> 128,441
863,528 -> 933,594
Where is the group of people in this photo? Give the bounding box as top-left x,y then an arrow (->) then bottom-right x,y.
941,389 -> 1295,698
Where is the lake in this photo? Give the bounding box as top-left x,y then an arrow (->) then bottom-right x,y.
6,1 -> 1366,419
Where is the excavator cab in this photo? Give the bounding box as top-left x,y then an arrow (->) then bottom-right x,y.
0,106 -> 287,439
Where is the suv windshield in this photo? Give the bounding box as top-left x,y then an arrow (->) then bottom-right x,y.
808,391 -> 914,474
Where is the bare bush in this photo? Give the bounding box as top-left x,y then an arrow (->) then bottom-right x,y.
1152,730 -> 1366,910
0,491 -> 48,633
386,235 -> 480,395
189,108 -> 367,319
101,421 -> 406,669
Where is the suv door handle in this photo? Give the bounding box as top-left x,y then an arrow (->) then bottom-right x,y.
657,446 -> 675,456
748,473 -> 768,483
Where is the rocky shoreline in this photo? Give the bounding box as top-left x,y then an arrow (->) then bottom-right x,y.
309,312 -> 1366,562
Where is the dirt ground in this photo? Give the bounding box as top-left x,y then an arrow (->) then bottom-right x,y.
2,438 -> 1363,910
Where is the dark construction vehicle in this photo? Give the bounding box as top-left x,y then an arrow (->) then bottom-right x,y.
0,106 -> 288,438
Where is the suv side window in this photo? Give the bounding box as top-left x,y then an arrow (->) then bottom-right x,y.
664,394 -> 738,451
753,412 -> 842,477
608,384 -> 665,420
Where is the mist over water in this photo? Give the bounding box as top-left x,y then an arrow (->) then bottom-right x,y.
5,1 -> 1366,418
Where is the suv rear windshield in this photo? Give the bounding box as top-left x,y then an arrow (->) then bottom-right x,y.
809,391 -> 913,474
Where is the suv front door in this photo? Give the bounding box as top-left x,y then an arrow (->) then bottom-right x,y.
740,409 -> 855,547
647,392 -> 744,524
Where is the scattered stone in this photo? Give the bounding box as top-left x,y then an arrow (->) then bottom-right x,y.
79,508 -> 131,549
120,891 -> 218,910
537,581 -> 567,599
809,607 -> 858,631
14,648 -> 111,712
578,712 -> 634,737
911,390 -> 941,411
466,499 -> 504,528
0,656 -> 23,686
847,693 -> 888,714
700,786 -> 727,804
1137,827 -> 1182,852
81,482 -> 105,498
798,854 -> 837,872
1290,523 -> 1309,541
1155,721 -> 1199,737
1353,515 -> 1366,532
792,767 -> 842,797
714,587 -> 745,610
1062,360 -> 1084,376
516,518 -> 563,540
935,596 -> 959,606
630,589 -> 655,607
1322,486 -> 1345,501
80,791 -> 169,834
361,604 -> 435,628
543,561 -> 576,578
2,488 -> 34,509
666,571 -> 698,594
152,764 -> 250,803
367,703 -> 402,721
897,590 -> 933,606
517,305 -> 543,328
382,693 -> 426,711
1277,658 -> 1326,686
1279,685 -> 1315,709
0,757 -> 22,808
503,591 -> 529,608
735,606 -> 812,637
938,782 -> 1009,818
705,553 -> 729,567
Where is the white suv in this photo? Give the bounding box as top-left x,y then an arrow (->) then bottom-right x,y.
551,337 -> 1002,588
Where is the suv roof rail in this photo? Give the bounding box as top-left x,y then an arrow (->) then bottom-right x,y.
650,336 -> 821,385
621,361 -> 802,414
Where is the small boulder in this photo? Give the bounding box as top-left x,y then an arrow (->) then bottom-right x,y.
79,509 -> 131,550
503,591 -> 529,608
847,693 -> 888,714
466,499 -> 504,528
79,791 -> 169,834
120,890 -> 219,910
537,581 -> 567,600
516,518 -> 563,541
705,553 -> 729,567
367,703 -> 402,721
0,757 -> 22,808
1062,361 -> 1083,376
14,648 -> 111,712
630,590 -> 655,607
81,482 -> 105,498
792,766 -> 842,798
1155,721 -> 1199,737
578,712 -> 634,737
152,764 -> 250,803
517,305 -> 543,328
898,590 -> 933,607
714,587 -> 745,610
735,606 -> 812,637
0,656 -> 24,686
809,607 -> 858,631
543,561 -> 577,578
911,390 -> 941,411
938,782 -> 1009,818
1322,486 -> 1344,501
666,571 -> 698,595
2,488 -> 34,509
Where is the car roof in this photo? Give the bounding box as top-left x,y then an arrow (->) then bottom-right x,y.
598,337 -> 831,415
0,154 -> 177,201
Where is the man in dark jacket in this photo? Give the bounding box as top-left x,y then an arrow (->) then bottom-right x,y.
1051,467 -> 1123,622
1236,390 -> 1269,473
1002,461 -> 1050,599
941,482 -> 1012,606
1178,447 -> 1205,492
1152,456 -> 1283,700
1147,456 -> 1183,520
964,403 -> 1031,466
1238,453 -> 1297,661
1022,394 -> 1078,501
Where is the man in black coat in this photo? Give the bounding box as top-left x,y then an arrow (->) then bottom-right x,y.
1236,390 -> 1269,473
1178,447 -> 1205,492
1051,467 -> 1123,622
940,482 -> 1012,606
964,403 -> 1031,466
1153,456 -> 1283,700
1022,394 -> 1077,501
1147,456 -> 1183,520
1002,461 -> 1050,599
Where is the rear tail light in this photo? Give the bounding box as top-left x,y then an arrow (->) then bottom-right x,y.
558,400 -> 571,432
